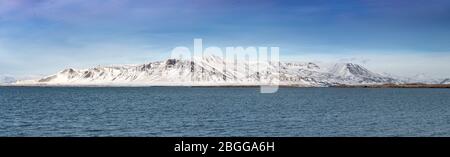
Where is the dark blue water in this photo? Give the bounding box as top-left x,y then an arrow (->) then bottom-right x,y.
1,87 -> 450,136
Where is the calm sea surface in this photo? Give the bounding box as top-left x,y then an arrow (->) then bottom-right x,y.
1,87 -> 450,136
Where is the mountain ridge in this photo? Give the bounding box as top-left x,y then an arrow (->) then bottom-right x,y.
12,56 -> 404,87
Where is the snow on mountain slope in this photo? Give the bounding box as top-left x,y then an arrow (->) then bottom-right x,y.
14,56 -> 399,86
328,63 -> 398,84
0,75 -> 16,85
403,73 -> 443,84
441,78 -> 450,84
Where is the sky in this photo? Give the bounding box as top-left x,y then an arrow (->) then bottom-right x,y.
1,0 -> 450,79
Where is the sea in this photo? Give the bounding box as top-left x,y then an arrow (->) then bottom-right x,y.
1,87 -> 450,136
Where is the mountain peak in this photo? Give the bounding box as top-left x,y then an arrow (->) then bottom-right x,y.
0,75 -> 16,84
61,68 -> 76,74
441,78 -> 450,84
13,57 -> 401,86
329,63 -> 376,78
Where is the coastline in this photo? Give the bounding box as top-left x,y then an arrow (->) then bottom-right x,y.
332,83 -> 450,88
2,84 -> 450,88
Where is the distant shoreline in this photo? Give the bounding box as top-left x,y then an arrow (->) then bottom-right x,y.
2,84 -> 450,88
332,83 -> 450,88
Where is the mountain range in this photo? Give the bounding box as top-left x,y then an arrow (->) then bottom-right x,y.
8,56 -> 449,87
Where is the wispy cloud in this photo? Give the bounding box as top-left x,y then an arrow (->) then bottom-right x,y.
1,0 -> 450,78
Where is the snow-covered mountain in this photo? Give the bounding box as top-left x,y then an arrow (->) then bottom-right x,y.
0,75 -> 16,85
441,78 -> 450,84
328,63 -> 398,85
396,73 -> 443,84
14,56 -> 400,87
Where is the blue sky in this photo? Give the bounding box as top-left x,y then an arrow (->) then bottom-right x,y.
1,0 -> 450,78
